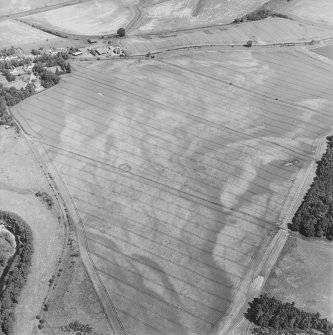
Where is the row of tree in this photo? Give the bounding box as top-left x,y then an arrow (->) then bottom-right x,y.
0,58 -> 31,71
246,295 -> 333,334
0,211 -> 34,335
0,47 -> 16,58
0,84 -> 36,107
233,9 -> 289,23
288,136 -> 333,240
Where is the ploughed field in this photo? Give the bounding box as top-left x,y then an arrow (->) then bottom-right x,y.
13,49 -> 333,335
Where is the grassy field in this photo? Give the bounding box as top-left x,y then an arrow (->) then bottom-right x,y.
0,20 -> 62,49
263,234 -> 333,319
12,47 -> 333,335
21,0 -> 139,36
119,18 -> 333,55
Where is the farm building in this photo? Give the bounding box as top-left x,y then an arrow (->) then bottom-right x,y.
87,39 -> 98,44
95,46 -> 109,55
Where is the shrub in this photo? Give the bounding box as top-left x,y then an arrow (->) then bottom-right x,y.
117,27 -> 126,37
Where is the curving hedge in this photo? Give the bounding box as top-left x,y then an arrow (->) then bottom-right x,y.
0,211 -> 34,335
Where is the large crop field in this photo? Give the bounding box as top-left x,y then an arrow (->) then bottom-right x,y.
21,0 -> 139,36
12,48 -> 333,335
119,18 -> 333,56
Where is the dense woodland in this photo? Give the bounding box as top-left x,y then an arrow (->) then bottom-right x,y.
246,295 -> 333,335
289,136 -> 333,240
0,211 -> 34,335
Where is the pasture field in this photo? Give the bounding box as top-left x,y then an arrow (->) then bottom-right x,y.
0,0 -> 75,16
0,128 -> 64,335
133,0 -> 267,33
120,18 -> 333,55
281,0 -> 333,26
21,0 -> 139,36
13,48 -> 333,335
0,20 -> 60,49
263,235 -> 333,319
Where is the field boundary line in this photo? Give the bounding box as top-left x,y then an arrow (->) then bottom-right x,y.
12,111 -> 127,335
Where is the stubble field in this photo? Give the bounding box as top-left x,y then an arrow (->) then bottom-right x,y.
132,0 -> 267,33
21,0 -> 139,36
12,48 -> 333,335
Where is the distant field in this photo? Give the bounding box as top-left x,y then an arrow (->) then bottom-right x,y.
133,0 -> 267,32
13,49 -> 333,335
21,0 -> 139,35
263,235 -> 333,319
281,0 -> 333,26
120,18 -> 333,55
312,45 -> 333,60
0,0 -> 75,16
0,20 -> 59,49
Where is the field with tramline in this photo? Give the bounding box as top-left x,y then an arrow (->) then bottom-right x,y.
120,18 -> 333,56
12,48 -> 333,335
